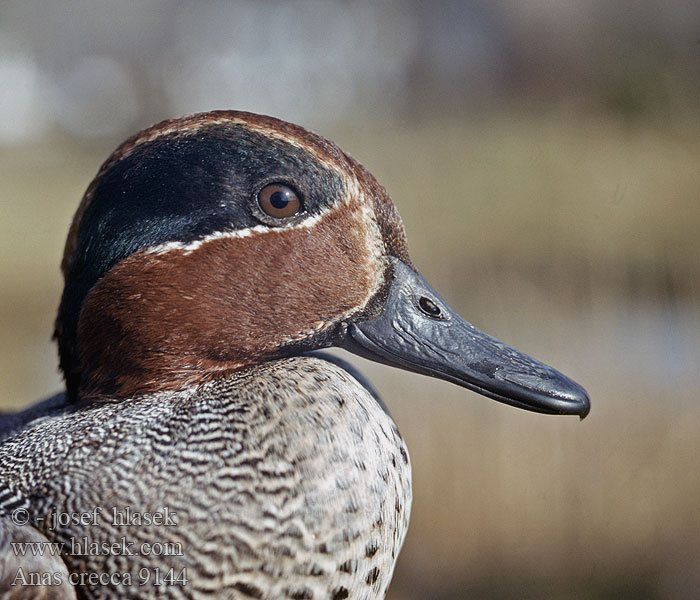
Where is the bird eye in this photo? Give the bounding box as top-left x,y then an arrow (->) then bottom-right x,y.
257,184 -> 302,219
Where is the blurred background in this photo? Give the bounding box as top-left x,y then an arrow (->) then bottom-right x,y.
1,1 -> 699,598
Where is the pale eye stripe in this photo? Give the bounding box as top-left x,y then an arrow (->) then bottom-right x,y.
145,212 -> 324,256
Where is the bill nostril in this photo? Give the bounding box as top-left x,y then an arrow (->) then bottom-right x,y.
418,296 -> 442,318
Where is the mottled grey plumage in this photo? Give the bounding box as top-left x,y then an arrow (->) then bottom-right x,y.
0,357 -> 410,599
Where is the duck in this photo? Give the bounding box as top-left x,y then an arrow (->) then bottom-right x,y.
0,110 -> 590,600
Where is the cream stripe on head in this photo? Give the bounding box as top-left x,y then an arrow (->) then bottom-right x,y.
62,110 -> 355,276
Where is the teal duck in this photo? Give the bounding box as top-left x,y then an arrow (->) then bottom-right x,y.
0,111 -> 589,599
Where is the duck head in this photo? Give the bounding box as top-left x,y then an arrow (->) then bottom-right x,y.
55,110 -> 589,416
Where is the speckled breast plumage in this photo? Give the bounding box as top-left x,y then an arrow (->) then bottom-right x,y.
0,357 -> 411,600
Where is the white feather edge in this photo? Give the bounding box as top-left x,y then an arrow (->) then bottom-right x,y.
144,212 -> 324,256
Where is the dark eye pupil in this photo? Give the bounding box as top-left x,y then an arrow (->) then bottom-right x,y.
419,296 -> 441,317
269,191 -> 288,210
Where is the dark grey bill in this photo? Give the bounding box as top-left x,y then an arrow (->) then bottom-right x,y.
344,258 -> 590,417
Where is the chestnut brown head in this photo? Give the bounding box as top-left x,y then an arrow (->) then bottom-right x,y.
56,110 -> 589,418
